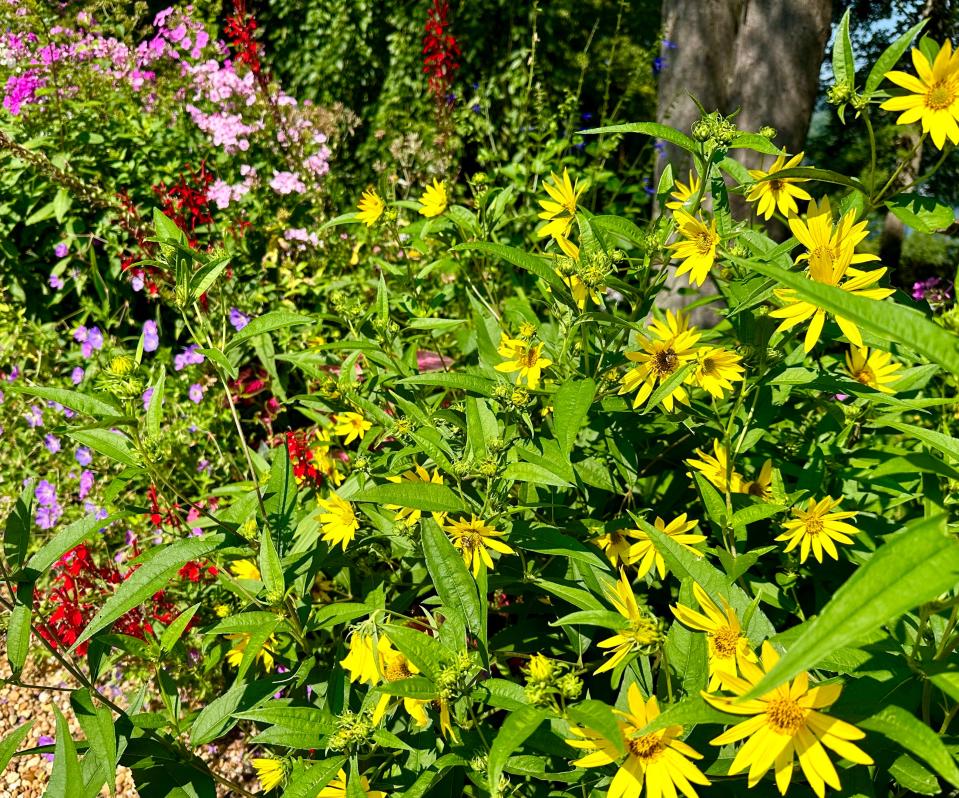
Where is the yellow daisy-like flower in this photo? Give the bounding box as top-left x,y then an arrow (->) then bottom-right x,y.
444,515 -> 515,576
374,643 -> 430,727
671,582 -> 757,690
665,170 -> 701,211
566,683 -> 710,798
340,632 -> 391,685
844,346 -> 902,394
495,334 -> 552,389
229,559 -> 261,581
741,460 -> 774,500
318,769 -> 386,798
537,168 -> 584,240
693,346 -> 745,400
595,571 -> 663,675
776,496 -> 859,564
686,439 -> 744,494
333,412 -> 371,445
357,188 -> 385,227
252,757 -> 286,792
746,152 -> 812,220
417,178 -> 448,217
770,197 -> 894,352
619,310 -> 701,412
386,464 -> 446,525
703,642 -> 873,798
881,41 -> 959,150
224,633 -> 277,671
593,527 -> 646,569
627,514 -> 706,580
668,211 -> 720,287
316,493 -> 359,550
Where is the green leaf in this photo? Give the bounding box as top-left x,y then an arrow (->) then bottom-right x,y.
465,397 -> 497,461
204,611 -> 281,635
567,700 -> 625,755
860,705 -> 959,788
72,535 -> 225,651
643,362 -> 695,413
152,207 -> 186,243
71,689 -> 117,797
196,347 -> 237,380
552,609 -> 627,630
502,461 -> 572,488
383,624 -> 448,679
644,523 -> 775,641
746,515 -> 959,697
885,194 -> 955,233
11,385 -> 121,419
190,255 -> 231,301
877,419 -> 959,461
191,678 -> 289,746
0,721 -> 33,773
145,366 -> 165,440
832,9 -> 855,87
258,527 -> 285,598
665,580 -> 708,696
741,257 -> 959,375
226,311 -> 312,351
397,371 -> 496,396
753,166 -> 867,193
280,757 -> 348,798
22,512 -> 125,578
352,483 -> 467,512
729,133 -> 782,155
47,705 -> 82,798
552,379 -> 596,458
487,706 -> 547,793
4,481 -> 33,569
508,525 -> 609,569
7,602 -> 31,677
421,521 -> 484,636
866,19 -> 927,94
636,695 -> 734,736
579,121 -> 696,154
67,429 -> 140,468
159,604 -> 200,654
451,241 -> 565,292
591,215 -> 646,247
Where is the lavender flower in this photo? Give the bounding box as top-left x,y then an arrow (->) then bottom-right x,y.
44,434 -> 61,454
228,307 -> 249,330
49,272 -> 64,290
36,503 -> 63,529
78,469 -> 95,499
35,479 -> 57,506
75,446 -> 92,466
25,404 -> 43,428
188,383 -> 205,403
71,366 -> 85,385
173,344 -> 205,371
54,242 -> 68,258
143,320 -> 159,352
37,736 -> 55,763
142,387 -> 154,410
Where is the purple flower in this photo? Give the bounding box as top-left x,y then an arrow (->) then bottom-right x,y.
44,434 -> 61,454
54,242 -> 68,258
912,277 -> 953,308
188,383 -> 205,403
35,479 -> 57,506
143,320 -> 159,352
197,458 -> 210,472
173,344 -> 205,372
71,366 -> 85,385
142,387 -> 154,410
3,71 -> 45,116
36,503 -> 63,529
229,307 -> 250,331
75,446 -> 92,466
131,275 -> 144,292
25,405 -> 43,428
38,735 -> 54,763
78,469 -> 95,499
76,325 -> 104,358
49,272 -> 64,290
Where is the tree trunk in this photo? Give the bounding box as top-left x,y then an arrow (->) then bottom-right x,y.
655,0 -> 832,320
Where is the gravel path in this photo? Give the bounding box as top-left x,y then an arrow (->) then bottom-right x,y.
0,645 -> 257,797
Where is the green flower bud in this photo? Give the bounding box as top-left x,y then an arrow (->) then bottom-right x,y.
759,126 -> 777,140
691,119 -> 712,142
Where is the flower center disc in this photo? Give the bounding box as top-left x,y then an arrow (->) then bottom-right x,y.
652,348 -> 679,376
766,697 -> 807,734
627,733 -> 666,760
695,231 -> 714,255
804,517 -> 824,537
709,626 -> 741,658
926,80 -> 957,110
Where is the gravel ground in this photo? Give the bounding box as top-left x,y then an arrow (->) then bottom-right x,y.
0,645 -> 257,797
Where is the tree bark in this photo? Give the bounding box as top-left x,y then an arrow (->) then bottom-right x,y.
655,0 -> 832,320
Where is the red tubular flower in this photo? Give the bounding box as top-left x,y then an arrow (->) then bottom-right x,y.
225,0 -> 261,75
152,162 -> 216,247
422,0 -> 461,102
285,429 -> 323,487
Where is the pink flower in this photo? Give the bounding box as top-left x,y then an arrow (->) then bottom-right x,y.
417,350 -> 452,372
269,170 -> 306,195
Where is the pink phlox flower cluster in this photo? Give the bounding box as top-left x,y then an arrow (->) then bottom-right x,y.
283,228 -> 320,249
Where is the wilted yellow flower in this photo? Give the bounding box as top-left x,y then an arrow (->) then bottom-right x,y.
741,459 -> 774,500
357,188 -> 385,226
418,178 -> 448,217
881,41 -> 959,149
704,642 -> 873,798
668,211 -> 720,287
627,514 -> 706,580
619,310 -> 701,412
229,559 -> 261,581
776,496 -> 859,564
316,493 -> 359,550
686,439 -> 745,493
693,346 -> 745,399
444,515 -> 515,576
595,571 -> 662,675
845,346 -> 902,393
771,197 -> 893,351
333,412 -> 371,445
318,769 -> 386,798
671,582 -> 756,690
746,152 -> 811,220
567,683 -> 710,798
495,334 -> 552,389
537,168 -> 584,240
665,170 -> 701,211
252,757 -> 286,792
340,633 -> 391,685
593,527 -> 646,569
